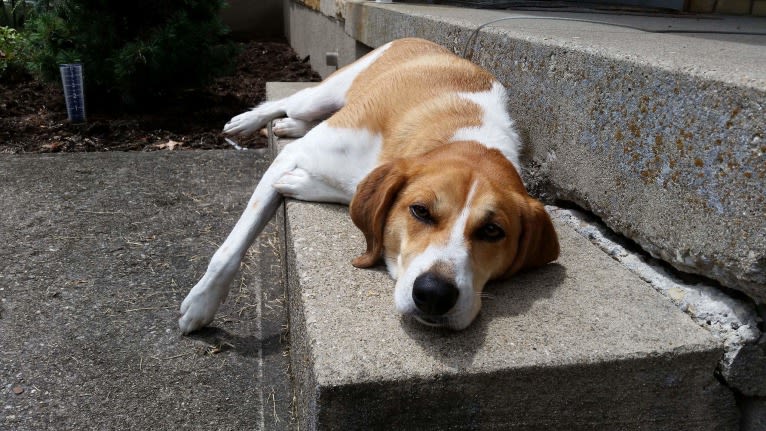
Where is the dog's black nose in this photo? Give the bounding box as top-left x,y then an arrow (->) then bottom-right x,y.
412,273 -> 459,316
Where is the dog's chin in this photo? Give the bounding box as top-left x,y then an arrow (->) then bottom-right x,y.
407,309 -> 478,331
413,314 -> 450,327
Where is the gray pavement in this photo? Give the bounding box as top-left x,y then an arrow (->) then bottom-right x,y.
0,151 -> 292,429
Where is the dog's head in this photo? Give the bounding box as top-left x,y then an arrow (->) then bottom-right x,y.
350,141 -> 559,330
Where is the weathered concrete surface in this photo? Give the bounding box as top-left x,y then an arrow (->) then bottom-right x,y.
742,397 -> 766,431
551,206 -> 766,399
285,0 -> 371,78
723,342 -> 766,397
0,152 -> 292,429
294,0 -> 766,302
282,198 -> 737,430
266,83 -> 737,430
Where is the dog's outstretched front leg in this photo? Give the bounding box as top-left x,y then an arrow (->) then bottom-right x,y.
178,148 -> 298,334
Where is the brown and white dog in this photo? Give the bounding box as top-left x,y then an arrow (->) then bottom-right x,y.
179,38 -> 559,333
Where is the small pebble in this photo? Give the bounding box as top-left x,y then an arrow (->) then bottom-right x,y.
12,385 -> 24,395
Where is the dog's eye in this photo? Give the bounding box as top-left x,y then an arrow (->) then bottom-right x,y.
477,223 -> 505,242
409,204 -> 434,224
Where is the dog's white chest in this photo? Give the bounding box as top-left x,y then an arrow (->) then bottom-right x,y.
284,123 -> 384,203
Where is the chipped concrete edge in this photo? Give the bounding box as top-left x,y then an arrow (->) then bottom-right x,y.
547,205 -> 765,396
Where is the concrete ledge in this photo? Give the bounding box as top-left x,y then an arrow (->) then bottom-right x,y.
287,0 -> 766,305
284,201 -> 737,429
266,82 -> 737,430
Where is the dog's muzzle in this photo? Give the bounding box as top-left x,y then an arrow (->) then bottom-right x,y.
412,272 -> 459,317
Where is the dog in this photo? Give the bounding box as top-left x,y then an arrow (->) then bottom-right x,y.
179,38 -> 559,333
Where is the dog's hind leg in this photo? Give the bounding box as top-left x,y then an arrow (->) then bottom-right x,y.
224,42 -> 392,136
222,98 -> 289,136
272,118 -> 319,138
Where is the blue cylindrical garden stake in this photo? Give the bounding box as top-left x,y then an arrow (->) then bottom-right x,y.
59,63 -> 86,124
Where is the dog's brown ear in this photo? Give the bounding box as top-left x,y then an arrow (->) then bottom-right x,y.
349,161 -> 407,268
506,197 -> 559,275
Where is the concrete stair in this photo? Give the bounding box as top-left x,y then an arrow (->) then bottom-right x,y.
282,3 -> 766,426
286,0 -> 766,304
265,83 -> 738,430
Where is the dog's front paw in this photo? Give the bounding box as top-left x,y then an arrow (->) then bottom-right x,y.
273,168 -> 351,203
178,273 -> 231,334
273,168 -> 312,198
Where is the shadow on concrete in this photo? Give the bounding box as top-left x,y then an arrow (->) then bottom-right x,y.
401,263 -> 567,368
187,326 -> 284,358
484,262 -> 567,318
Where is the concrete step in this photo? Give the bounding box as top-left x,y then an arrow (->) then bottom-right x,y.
287,0 -> 766,307
265,82 -> 738,430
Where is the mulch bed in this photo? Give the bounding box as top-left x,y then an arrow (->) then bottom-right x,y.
0,40 -> 320,154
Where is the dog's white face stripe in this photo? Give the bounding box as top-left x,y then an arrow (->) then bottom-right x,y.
392,181 -> 481,329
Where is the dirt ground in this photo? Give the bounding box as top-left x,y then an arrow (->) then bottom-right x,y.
0,40 -> 320,154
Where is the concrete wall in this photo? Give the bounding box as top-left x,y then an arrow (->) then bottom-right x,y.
284,0 -> 370,78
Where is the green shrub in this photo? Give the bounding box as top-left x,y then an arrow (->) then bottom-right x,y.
0,25 -> 31,80
26,0 -> 236,106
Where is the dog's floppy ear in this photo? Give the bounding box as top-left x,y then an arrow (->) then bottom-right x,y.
506,197 -> 559,275
349,161 -> 407,268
